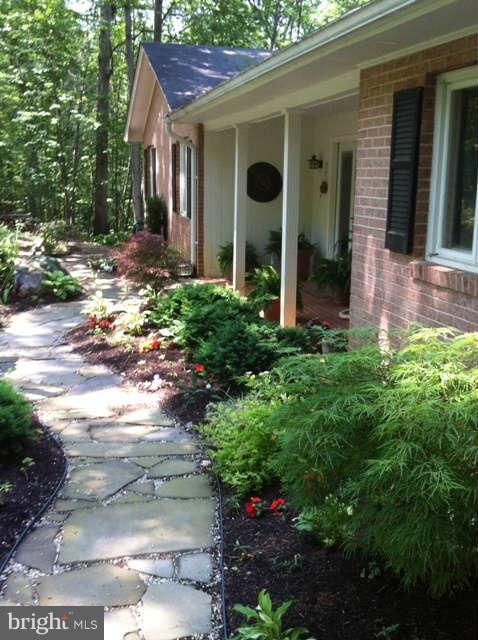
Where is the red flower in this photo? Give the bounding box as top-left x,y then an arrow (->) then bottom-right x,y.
270,498 -> 286,511
250,497 -> 261,504
194,364 -> 205,373
151,339 -> 160,349
245,503 -> 256,518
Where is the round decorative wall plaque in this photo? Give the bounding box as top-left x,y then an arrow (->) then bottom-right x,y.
247,162 -> 282,203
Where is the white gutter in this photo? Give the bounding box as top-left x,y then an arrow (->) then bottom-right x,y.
168,0 -> 455,122
164,116 -> 198,269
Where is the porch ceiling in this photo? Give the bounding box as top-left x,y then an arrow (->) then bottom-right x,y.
169,0 -> 476,131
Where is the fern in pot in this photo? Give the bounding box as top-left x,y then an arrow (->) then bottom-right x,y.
248,266 -> 302,322
312,251 -> 351,304
265,229 -> 315,281
217,241 -> 259,281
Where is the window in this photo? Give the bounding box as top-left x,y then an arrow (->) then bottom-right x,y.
427,67 -> 478,272
143,148 -> 150,200
179,143 -> 194,219
171,143 -> 178,212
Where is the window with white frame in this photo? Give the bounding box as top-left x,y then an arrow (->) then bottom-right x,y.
179,143 -> 193,219
427,67 -> 478,272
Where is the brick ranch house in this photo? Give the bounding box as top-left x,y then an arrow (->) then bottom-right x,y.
125,0 -> 478,331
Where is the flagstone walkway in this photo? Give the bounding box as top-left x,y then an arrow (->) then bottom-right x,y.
0,251 -> 221,640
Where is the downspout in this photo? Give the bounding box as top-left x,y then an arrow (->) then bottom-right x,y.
164,114 -> 198,270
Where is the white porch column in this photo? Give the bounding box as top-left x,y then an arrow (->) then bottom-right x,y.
280,111 -> 302,327
232,124 -> 248,294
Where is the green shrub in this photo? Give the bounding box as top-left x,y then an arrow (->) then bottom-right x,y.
42,270 -> 82,300
204,327 -> 478,594
41,220 -> 70,254
146,195 -> 168,236
0,380 -> 34,456
149,284 -> 314,383
89,231 -> 130,246
202,398 -> 280,495
0,224 -> 17,303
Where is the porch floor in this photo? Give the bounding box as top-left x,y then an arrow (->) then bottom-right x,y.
297,290 -> 349,329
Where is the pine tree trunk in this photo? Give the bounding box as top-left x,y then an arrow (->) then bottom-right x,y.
93,0 -> 113,235
125,0 -> 143,226
154,0 -> 164,41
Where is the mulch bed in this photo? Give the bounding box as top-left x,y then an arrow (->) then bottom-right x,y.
223,487 -> 477,640
0,419 -> 66,570
67,323 -> 219,423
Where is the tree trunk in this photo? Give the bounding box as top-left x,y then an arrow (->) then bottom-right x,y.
154,0 -> 163,41
93,0 -> 113,235
125,0 -> 143,226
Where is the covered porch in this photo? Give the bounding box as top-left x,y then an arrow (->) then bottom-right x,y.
202,93 -> 358,326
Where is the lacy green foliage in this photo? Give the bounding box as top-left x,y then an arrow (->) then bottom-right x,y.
146,195 -> 168,236
265,229 -> 314,257
201,399 -> 280,495
232,589 -> 310,640
149,284 -> 313,383
0,381 -> 33,456
41,270 -> 82,300
114,232 -> 183,288
0,224 -> 17,302
204,328 -> 478,594
312,250 -> 352,294
216,241 -> 259,278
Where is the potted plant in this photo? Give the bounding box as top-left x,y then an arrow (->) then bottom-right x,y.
217,241 -> 259,281
248,265 -> 303,322
265,229 -> 315,281
311,251 -> 352,304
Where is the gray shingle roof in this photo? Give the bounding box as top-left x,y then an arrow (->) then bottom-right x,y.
141,42 -> 271,110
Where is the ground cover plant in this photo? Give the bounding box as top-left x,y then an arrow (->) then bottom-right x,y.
0,380 -> 34,456
41,270 -> 82,300
203,327 -> 478,596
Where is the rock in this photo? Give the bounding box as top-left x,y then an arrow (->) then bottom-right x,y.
38,565 -> 146,606
142,583 -> 211,640
104,608 -> 138,640
118,407 -> 174,427
4,574 -> 34,605
64,442 -> 198,458
13,256 -> 68,299
60,460 -> 144,501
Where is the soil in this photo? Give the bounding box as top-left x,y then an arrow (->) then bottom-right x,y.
0,419 -> 66,569
222,488 -> 477,640
67,323 -> 221,423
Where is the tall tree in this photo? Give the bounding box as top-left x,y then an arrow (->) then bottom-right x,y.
93,0 -> 114,235
125,0 -> 143,226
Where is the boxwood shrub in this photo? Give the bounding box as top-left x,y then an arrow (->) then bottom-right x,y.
0,380 -> 34,456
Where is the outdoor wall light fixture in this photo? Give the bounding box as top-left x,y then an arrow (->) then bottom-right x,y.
308,154 -> 323,170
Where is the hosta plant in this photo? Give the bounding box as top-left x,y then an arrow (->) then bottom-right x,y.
232,590 -> 311,640
42,271 -> 82,300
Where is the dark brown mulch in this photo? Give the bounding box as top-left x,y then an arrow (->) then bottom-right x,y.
223,488 -> 478,640
0,420 -> 66,569
67,324 -> 219,423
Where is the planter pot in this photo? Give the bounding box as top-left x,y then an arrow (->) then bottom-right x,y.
297,248 -> 314,282
265,298 -> 280,322
331,286 -> 350,305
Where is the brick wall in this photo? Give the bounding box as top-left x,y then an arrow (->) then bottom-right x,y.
350,34 -> 478,333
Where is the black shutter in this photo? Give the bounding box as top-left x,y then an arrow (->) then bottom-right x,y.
151,147 -> 157,196
143,148 -> 150,200
385,87 -> 423,254
186,146 -> 192,219
171,143 -> 177,213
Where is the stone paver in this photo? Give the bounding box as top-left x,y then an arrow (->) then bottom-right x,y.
155,475 -> 212,498
0,252 -> 218,638
60,499 -> 213,563
148,459 -> 197,478
14,525 -> 59,573
178,553 -> 213,583
142,583 -> 212,640
38,565 -> 146,606
60,460 -> 143,500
